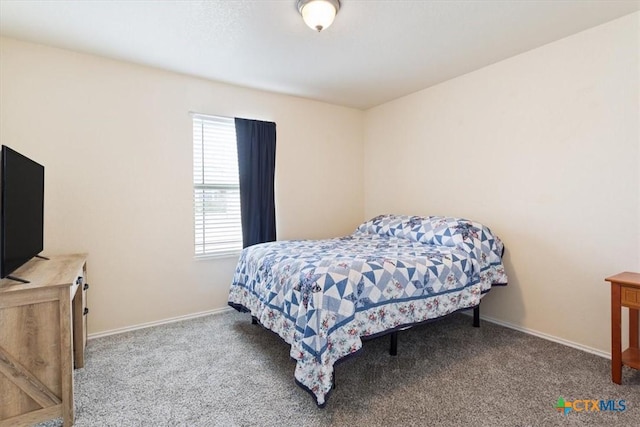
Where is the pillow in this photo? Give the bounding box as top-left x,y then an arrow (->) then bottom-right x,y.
356,214 -> 504,261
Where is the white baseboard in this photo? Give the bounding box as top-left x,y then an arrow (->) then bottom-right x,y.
88,306 -> 234,340
89,306 -> 611,361
474,313 -> 611,360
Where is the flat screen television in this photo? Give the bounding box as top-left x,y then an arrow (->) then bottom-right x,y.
0,145 -> 45,280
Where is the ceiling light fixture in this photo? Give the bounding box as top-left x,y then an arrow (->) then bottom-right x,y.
297,0 -> 341,32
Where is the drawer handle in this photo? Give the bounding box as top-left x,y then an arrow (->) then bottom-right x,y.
84,283 -> 89,291
83,307 -> 89,316
76,276 -> 83,285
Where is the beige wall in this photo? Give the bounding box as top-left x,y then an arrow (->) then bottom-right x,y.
364,13 -> 639,354
638,13 -> 640,272
1,12 -> 638,354
0,37 -> 364,334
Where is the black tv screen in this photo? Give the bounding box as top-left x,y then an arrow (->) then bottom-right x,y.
1,145 -> 45,278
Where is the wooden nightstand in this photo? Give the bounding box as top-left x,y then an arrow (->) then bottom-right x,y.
605,272 -> 640,384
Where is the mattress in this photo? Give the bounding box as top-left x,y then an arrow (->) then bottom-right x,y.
228,214 -> 508,406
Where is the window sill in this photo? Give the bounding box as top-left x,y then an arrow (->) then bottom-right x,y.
194,251 -> 242,261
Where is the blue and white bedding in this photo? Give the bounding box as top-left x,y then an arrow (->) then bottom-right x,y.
228,214 -> 507,406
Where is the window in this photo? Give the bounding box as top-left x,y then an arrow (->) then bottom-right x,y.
192,114 -> 242,256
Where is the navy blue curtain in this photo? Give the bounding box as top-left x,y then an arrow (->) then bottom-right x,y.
235,118 -> 277,248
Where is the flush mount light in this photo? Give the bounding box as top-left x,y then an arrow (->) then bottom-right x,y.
297,0 -> 341,32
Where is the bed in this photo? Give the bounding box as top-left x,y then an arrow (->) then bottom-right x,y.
228,214 -> 508,406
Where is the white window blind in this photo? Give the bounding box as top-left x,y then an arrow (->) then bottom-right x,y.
193,114 -> 242,256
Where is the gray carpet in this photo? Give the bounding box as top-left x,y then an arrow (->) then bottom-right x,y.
38,310 -> 639,427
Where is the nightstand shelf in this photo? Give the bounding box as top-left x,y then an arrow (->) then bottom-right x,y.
621,348 -> 640,370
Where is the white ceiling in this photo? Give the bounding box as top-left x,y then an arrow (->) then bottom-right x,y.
1,0 -> 639,110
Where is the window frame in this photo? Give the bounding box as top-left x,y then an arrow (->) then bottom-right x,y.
192,113 -> 243,258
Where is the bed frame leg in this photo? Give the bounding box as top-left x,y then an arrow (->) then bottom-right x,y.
251,316 -> 258,325
389,331 -> 398,356
473,305 -> 480,328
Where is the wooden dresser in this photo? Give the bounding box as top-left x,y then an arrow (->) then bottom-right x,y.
0,254 -> 89,427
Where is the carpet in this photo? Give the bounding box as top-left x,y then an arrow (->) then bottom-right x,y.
38,310 -> 639,426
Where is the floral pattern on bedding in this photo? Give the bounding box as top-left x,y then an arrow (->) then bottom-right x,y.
228,215 -> 507,406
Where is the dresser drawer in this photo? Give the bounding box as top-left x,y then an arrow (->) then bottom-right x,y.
621,286 -> 640,310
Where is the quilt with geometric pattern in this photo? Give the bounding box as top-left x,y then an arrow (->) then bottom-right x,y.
228,214 -> 508,406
